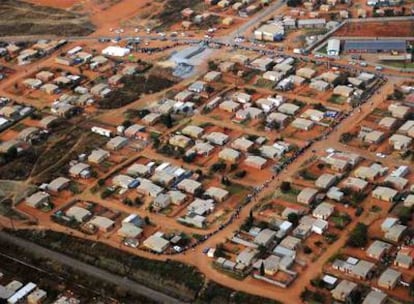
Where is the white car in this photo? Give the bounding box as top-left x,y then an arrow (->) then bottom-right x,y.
376,153 -> 386,158
326,148 -> 335,153
173,246 -> 183,252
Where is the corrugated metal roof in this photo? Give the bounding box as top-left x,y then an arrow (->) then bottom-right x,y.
344,40 -> 406,51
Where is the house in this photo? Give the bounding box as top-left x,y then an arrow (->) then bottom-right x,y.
344,40 -> 406,53
219,148 -> 241,163
143,234 -> 169,253
362,290 -> 387,304
389,134 -> 412,150
319,71 -> 340,84
250,57 -> 275,72
260,145 -> 280,159
113,174 -> 135,189
398,120 -> 414,134
118,221 -> 143,238
379,117 -> 397,130
385,224 -> 407,242
291,118 -> 314,131
297,187 -> 318,205
179,213 -> 206,228
372,186 -> 398,202
232,92 -> 251,104
301,109 -> 324,122
363,130 -> 385,145
152,193 -> 171,211
204,186 -> 229,202
235,107 -> 264,121
263,71 -> 284,82
315,173 -> 337,189
231,138 -> 254,152
204,71 -> 222,82
378,268 -> 401,290
39,115 -> 59,129
88,216 -> 115,232
404,194 -> 414,207
366,240 -> 392,260
254,24 -> 284,42
175,90 -> 194,102
69,162 -> 91,178
151,171 -> 175,187
102,46 -> 130,57
127,163 -> 151,177
244,155 -> 267,169
394,247 -> 413,269
273,245 -> 296,258
327,186 -> 344,202
187,198 -> 214,215
278,103 -> 299,115
189,142 -> 214,156
26,191 -> 50,208
331,280 -> 357,302
384,176 -> 408,190
254,228 -> 277,247
106,136 -> 128,151
388,103 -> 410,119
88,149 -> 110,164
136,178 -> 163,197
66,206 -> 91,222
354,164 -> 385,181
188,81 -> 206,93
297,18 -> 326,28
219,100 -> 240,113
167,190 -> 187,205
177,179 -> 202,194
124,124 -> 145,138
48,177 -> 70,192
18,127 -> 40,143
204,132 -> 229,145
169,134 -> 192,149
381,217 -> 398,232
310,80 -> 330,92
261,255 -> 281,275
280,235 -> 302,250
27,289 -> 48,304
312,218 -> 328,235
327,38 -> 341,56
142,112 -> 162,125
236,248 -> 258,266
343,177 -> 368,192
23,78 -> 42,89
333,85 -> 354,97
296,67 -> 316,79
36,70 -> 54,82
312,202 -> 334,220
182,125 -> 204,139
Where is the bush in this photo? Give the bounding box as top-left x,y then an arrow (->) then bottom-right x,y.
280,181 -> 291,193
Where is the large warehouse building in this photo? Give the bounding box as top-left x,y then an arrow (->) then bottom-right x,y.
343,39 -> 407,53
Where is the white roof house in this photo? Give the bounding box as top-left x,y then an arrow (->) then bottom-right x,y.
204,132 -> 229,146
204,186 -> 229,202
143,234 -> 169,253
327,38 -> 340,56
66,206 -> 91,222
312,202 -> 334,220
102,46 -> 130,57
187,198 -> 215,215
177,179 -> 202,194
297,187 -> 319,205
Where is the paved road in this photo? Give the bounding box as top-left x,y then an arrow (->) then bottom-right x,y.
0,231 -> 184,304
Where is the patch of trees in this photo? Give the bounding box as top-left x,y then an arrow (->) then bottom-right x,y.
346,223 -> 368,248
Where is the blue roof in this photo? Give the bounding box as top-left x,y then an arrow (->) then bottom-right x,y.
344,40 -> 406,51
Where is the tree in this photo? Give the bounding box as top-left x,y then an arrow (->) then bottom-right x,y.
280,181 -> 291,193
346,223 -> 368,248
122,120 -> 132,128
260,262 -> 265,276
160,114 -> 173,128
97,179 -> 105,186
287,213 -> 299,226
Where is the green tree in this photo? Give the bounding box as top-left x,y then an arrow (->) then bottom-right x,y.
260,262 -> 265,276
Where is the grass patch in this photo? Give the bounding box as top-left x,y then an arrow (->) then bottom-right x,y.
328,94 -> 346,105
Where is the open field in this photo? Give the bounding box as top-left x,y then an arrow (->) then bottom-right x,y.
335,20 -> 414,37
0,0 -> 94,37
